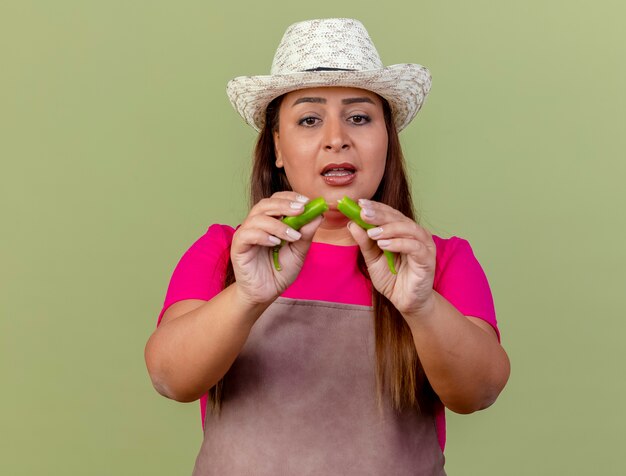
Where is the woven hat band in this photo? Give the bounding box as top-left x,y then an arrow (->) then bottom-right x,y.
303,67 -> 356,72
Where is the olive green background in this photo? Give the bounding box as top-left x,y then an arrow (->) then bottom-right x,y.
1,0 -> 624,474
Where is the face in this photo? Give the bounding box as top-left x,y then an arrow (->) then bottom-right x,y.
273,86 -> 388,207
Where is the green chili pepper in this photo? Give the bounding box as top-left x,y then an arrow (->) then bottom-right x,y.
337,196 -> 397,274
272,197 -> 329,271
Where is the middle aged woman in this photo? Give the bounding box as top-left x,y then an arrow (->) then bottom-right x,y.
146,18 -> 511,475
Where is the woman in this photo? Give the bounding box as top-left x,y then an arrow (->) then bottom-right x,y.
145,18 -> 510,475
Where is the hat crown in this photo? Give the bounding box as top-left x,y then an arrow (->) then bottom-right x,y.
270,18 -> 384,75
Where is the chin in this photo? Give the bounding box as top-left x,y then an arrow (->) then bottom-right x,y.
322,189 -> 370,207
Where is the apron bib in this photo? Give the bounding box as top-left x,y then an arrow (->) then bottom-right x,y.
192,298 -> 446,476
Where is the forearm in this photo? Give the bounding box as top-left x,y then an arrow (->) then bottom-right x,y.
144,283 -> 270,402
404,291 -> 510,414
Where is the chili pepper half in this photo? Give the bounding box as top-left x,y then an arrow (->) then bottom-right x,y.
337,196 -> 397,274
272,197 -> 329,271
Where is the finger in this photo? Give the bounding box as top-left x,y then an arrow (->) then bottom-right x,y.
271,191 -> 311,202
377,237 -> 435,262
242,214 -> 303,242
250,194 -> 310,218
297,214 -> 324,241
346,220 -> 383,268
288,215 -> 323,260
232,227 -> 283,254
356,198 -> 408,227
365,220 -> 434,244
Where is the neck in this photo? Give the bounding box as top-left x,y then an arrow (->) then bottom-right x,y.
313,209 -> 356,245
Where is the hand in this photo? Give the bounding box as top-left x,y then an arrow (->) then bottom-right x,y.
230,192 -> 323,306
346,199 -> 436,316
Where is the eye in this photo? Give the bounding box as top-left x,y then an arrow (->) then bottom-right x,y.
349,115 -> 371,125
298,116 -> 320,127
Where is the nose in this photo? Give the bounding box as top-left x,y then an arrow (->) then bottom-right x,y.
323,117 -> 351,152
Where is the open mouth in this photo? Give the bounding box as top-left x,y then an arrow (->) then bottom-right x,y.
320,162 -> 357,186
321,163 -> 356,177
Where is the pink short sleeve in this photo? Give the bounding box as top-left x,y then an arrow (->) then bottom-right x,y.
156,224 -> 235,327
432,236 -> 500,342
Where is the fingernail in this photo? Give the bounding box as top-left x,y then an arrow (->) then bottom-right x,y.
378,239 -> 391,248
296,194 -> 309,203
290,201 -> 304,209
268,235 -> 281,245
285,227 -> 302,240
362,207 -> 375,218
367,227 -> 383,238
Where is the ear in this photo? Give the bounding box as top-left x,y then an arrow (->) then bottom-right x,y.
273,130 -> 284,168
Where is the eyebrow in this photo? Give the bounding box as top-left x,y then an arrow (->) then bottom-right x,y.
291,97 -> 376,106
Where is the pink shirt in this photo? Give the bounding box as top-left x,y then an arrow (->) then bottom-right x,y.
157,224 -> 499,452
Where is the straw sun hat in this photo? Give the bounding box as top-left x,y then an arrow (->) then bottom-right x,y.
226,18 -> 432,133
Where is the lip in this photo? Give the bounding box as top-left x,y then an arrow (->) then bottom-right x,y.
321,171 -> 357,186
320,162 -> 356,175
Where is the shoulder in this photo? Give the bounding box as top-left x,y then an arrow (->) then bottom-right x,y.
431,234 -> 489,295
432,234 -> 477,269
192,224 -> 236,249
205,223 -> 236,241
156,224 -> 237,327
430,234 -> 499,339
175,224 -> 236,270
432,234 -> 472,249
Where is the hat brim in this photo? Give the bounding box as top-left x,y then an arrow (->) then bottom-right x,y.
226,64 -> 432,132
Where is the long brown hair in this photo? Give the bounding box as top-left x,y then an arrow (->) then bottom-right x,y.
207,93 -> 436,414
